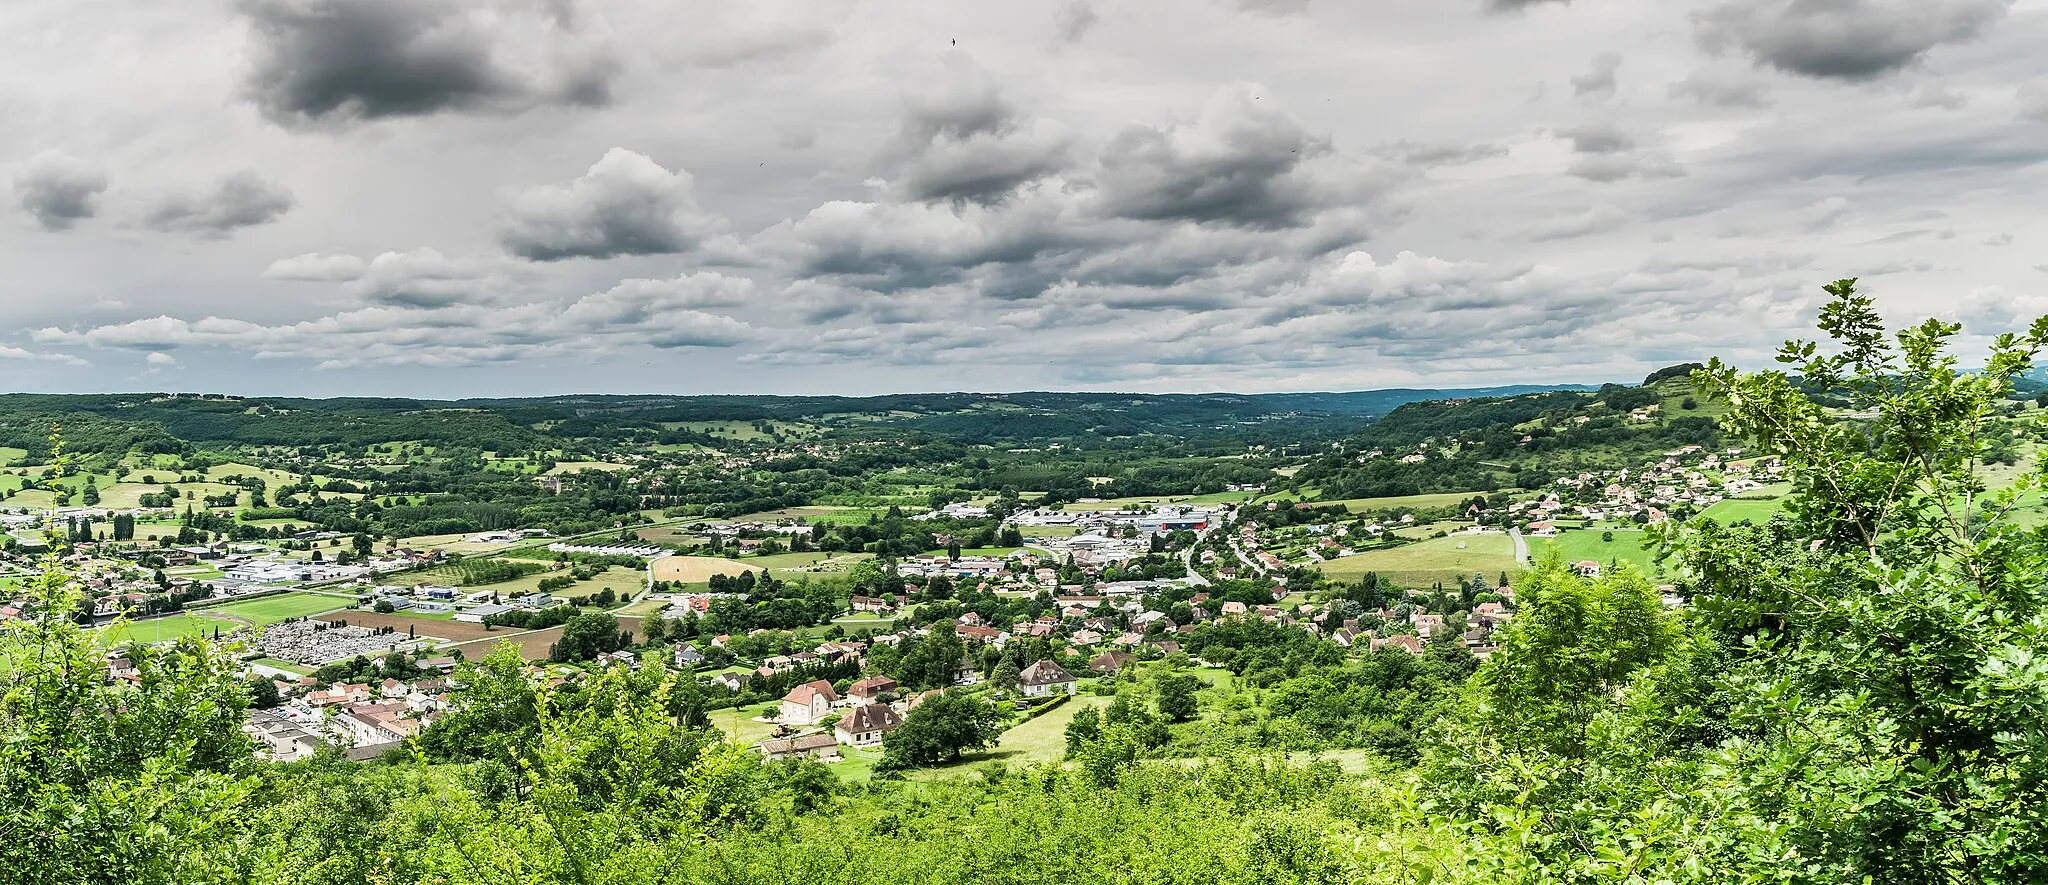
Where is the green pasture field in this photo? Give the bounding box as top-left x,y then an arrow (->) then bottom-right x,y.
672,420 -> 817,440
919,547 -> 1023,558
1316,532 -> 1518,588
737,552 -> 830,570
1018,525 -> 1081,538
615,597 -> 671,616
544,461 -> 635,476
189,592 -> 346,626
1391,520 -> 1471,540
396,532 -> 524,555
903,694 -> 1118,782
202,463 -> 303,489
1059,493 -> 1252,512
166,565 -> 227,580
1699,496 -> 1787,524
94,614 -> 243,646
1301,492 -> 1479,512
987,695 -> 1112,764
726,507 -> 885,526
829,612 -> 898,628
759,552 -> 875,578
408,563 -> 646,602
1531,529 -> 1661,575
249,657 -> 312,676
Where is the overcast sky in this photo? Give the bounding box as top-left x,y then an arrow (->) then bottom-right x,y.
5,0 -> 2047,398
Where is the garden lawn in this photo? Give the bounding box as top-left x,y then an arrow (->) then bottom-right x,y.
993,695 -> 1113,764
832,747 -> 885,782
708,703 -> 783,746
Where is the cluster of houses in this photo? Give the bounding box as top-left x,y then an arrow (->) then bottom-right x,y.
0,534 -> 448,626
1521,448 -> 1779,529
756,659 -> 1082,762
238,657 -> 459,761
745,580 -> 1515,762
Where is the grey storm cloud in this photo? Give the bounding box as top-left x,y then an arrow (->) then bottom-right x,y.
237,0 -> 619,127
1556,122 -> 1636,154
1572,54 -> 1623,100
13,151 -> 108,232
1669,69 -> 1773,108
144,171 -> 294,237
1568,154 -> 1684,182
1373,140 -> 1509,166
1694,0 -> 2014,81
10,0 -> 2048,393
499,148 -> 724,261
1055,0 -> 1101,42
1234,0 -> 1312,14
1554,124 -> 1684,181
1093,84 -> 1339,228
2022,83 -> 2048,123
883,60 -> 1073,204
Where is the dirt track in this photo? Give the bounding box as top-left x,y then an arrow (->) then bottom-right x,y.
439,616 -> 646,661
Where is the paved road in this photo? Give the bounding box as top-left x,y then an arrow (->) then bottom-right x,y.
1181,539 -> 1211,587
1508,527 -> 1530,564
1229,536 -> 1270,575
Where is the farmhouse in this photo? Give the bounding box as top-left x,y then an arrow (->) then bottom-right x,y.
1088,651 -> 1133,673
779,680 -> 839,725
835,703 -> 903,747
1371,635 -> 1425,655
847,675 -> 897,704
759,733 -> 840,762
1018,659 -> 1077,698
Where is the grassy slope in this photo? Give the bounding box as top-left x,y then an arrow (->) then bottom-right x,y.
1317,533 -> 1517,587
1531,529 -> 1661,575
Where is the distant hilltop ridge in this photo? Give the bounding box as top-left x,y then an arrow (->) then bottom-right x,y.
0,383 -> 1610,456
0,384 -> 1608,419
